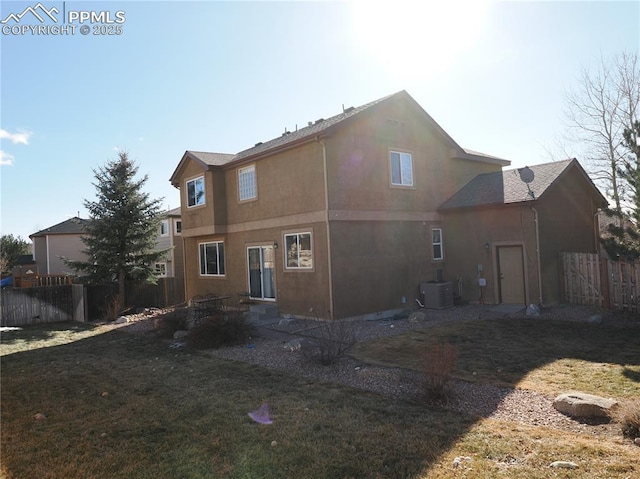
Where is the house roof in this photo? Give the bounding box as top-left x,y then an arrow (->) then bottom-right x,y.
164,207 -> 181,217
439,159 -> 607,210
170,90 -> 510,187
30,217 -> 89,238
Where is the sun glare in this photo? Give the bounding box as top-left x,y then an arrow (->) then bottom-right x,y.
352,0 -> 491,80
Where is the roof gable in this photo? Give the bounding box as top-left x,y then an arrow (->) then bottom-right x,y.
439,159 -> 606,210
30,217 -> 89,238
169,150 -> 235,187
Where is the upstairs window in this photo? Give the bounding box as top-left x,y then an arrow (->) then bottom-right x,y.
285,232 -> 313,269
390,151 -> 413,187
238,165 -> 257,201
432,228 -> 444,260
160,220 -> 169,236
187,176 -> 205,207
199,241 -> 225,276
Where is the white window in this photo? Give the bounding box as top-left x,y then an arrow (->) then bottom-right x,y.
187,176 -> 205,207
199,241 -> 225,276
285,232 -> 312,269
175,220 -> 182,235
390,151 -> 413,186
160,220 -> 169,236
432,228 -> 444,260
238,165 -> 257,201
154,262 -> 167,277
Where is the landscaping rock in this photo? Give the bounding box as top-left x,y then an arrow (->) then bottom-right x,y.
553,391 -> 618,418
173,330 -> 189,340
634,437 -> 640,446
550,461 -> 578,469
115,316 -> 128,324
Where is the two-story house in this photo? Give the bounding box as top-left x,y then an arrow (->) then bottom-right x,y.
154,207 -> 185,283
172,90 -> 601,320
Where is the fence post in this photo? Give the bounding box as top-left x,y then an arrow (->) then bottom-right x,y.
599,258 -> 611,310
72,284 -> 86,322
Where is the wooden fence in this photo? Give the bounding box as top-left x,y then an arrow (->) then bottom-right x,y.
561,252 -> 639,313
1,278 -> 185,326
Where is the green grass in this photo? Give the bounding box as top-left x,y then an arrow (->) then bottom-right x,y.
352,318 -> 640,398
1,320 -> 638,479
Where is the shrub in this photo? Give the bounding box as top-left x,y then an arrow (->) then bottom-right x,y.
186,309 -> 253,349
418,341 -> 459,404
610,399 -> 640,439
153,308 -> 189,339
301,319 -> 357,366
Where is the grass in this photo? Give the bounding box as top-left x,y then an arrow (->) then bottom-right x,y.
352,317 -> 640,398
1,318 -> 638,478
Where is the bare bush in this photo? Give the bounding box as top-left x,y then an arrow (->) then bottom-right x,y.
153,308 -> 189,339
301,319 -> 358,366
418,341 -> 459,403
186,308 -> 253,349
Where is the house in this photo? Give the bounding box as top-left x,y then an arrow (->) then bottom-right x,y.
30,217 -> 90,275
170,90 -> 606,319
439,159 -> 606,306
29,209 -> 185,281
154,207 -> 185,282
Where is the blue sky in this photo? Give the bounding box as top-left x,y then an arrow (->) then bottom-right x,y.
1,0 -> 638,242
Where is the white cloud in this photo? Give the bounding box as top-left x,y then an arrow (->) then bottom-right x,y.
0,150 -> 15,166
0,129 -> 31,145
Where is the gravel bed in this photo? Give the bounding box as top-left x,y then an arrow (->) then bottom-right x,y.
118,303 -> 631,439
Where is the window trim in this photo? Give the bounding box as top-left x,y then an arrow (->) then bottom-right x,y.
174,220 -> 182,235
432,227 -> 444,261
186,175 -> 205,208
238,164 -> 257,202
389,150 -> 414,187
198,240 -> 226,277
283,231 -> 314,271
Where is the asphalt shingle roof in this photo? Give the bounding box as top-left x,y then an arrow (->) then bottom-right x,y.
439,159 -> 576,210
30,217 -> 89,237
186,151 -> 236,167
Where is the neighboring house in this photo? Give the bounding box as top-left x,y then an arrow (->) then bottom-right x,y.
30,217 -> 90,275
154,207 -> 185,282
29,211 -> 185,281
439,159 -> 606,306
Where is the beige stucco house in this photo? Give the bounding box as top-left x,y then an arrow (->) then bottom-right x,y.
170,90 -> 606,319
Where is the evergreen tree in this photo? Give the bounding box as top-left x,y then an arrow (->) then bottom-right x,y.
602,121 -> 640,259
0,234 -> 30,273
65,152 -> 168,309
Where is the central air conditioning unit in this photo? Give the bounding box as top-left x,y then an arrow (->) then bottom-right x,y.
420,282 -> 454,309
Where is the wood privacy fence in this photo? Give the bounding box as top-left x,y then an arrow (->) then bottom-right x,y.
1,278 -> 185,326
561,252 -> 639,313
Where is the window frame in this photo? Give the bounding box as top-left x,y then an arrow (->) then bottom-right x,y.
389,150 -> 414,187
186,176 -> 205,208
283,231 -> 313,271
432,228 -> 444,261
174,220 -> 182,235
154,262 -> 167,277
199,241 -> 225,277
238,164 -> 257,202
160,219 -> 169,237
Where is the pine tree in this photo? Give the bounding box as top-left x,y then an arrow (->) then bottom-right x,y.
65,152 -> 168,309
602,121 -> 640,259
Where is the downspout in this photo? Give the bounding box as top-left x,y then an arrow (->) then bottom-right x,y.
530,205 -> 543,306
316,137 -> 335,320
46,235 -> 50,274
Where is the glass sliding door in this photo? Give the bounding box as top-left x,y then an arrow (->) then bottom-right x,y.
247,246 -> 276,300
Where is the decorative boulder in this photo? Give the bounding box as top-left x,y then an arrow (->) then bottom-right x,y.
553,391 -> 618,418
